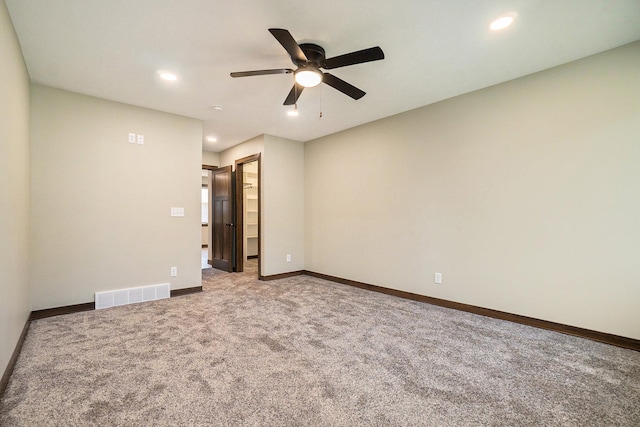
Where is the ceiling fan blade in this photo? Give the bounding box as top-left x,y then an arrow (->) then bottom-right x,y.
322,73 -> 366,100
322,46 -> 384,69
284,83 -> 305,105
230,69 -> 293,78
268,28 -> 308,63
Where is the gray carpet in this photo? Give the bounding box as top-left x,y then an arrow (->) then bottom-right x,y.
1,262 -> 639,426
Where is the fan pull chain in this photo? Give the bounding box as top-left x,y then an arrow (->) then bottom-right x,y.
319,84 -> 323,119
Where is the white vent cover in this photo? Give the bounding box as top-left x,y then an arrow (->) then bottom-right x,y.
95,283 -> 170,309
95,291 -> 114,310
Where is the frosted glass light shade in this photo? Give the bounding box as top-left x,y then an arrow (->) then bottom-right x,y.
295,68 -> 322,87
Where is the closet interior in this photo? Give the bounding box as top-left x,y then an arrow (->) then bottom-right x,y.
242,161 -> 258,262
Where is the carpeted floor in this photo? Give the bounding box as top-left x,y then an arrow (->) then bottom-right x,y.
1,261 -> 639,426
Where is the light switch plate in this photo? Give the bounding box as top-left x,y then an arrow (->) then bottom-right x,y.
170,207 -> 185,217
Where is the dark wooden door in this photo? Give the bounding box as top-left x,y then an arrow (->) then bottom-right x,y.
211,166 -> 234,272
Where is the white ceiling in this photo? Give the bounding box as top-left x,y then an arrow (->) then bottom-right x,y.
7,0 -> 640,152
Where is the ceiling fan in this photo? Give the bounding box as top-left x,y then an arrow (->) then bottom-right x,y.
230,28 -> 384,105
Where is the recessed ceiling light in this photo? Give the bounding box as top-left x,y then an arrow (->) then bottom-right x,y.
206,136 -> 217,142
489,12 -> 517,31
159,71 -> 178,81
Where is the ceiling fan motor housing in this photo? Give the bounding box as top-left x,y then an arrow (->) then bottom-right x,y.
295,43 -> 326,68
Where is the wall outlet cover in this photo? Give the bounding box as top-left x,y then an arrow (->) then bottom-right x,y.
170,207 -> 185,217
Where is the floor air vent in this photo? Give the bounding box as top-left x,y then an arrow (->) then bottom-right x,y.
95,283 -> 170,309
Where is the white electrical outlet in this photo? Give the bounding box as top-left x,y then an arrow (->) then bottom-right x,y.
128,133 -> 136,143
170,267 -> 178,277
286,254 -> 291,262
136,134 -> 144,145
435,272 -> 442,284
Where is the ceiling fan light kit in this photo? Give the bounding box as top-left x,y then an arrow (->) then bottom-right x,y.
231,28 -> 384,105
294,67 -> 322,87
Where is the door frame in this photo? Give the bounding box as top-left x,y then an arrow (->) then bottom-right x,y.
234,153 -> 261,275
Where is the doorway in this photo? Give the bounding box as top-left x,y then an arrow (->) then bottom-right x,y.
235,154 -> 261,275
201,168 -> 211,269
202,164 -> 217,270
241,160 -> 258,273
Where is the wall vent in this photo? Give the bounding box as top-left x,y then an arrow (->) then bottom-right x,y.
95,283 -> 170,309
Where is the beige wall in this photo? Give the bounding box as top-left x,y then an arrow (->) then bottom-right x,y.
0,0 -> 31,378
202,150 -> 219,167
305,42 -> 640,340
201,225 -> 208,246
30,85 -> 203,310
218,135 -> 264,169
262,135 -> 305,275
216,135 -> 305,276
